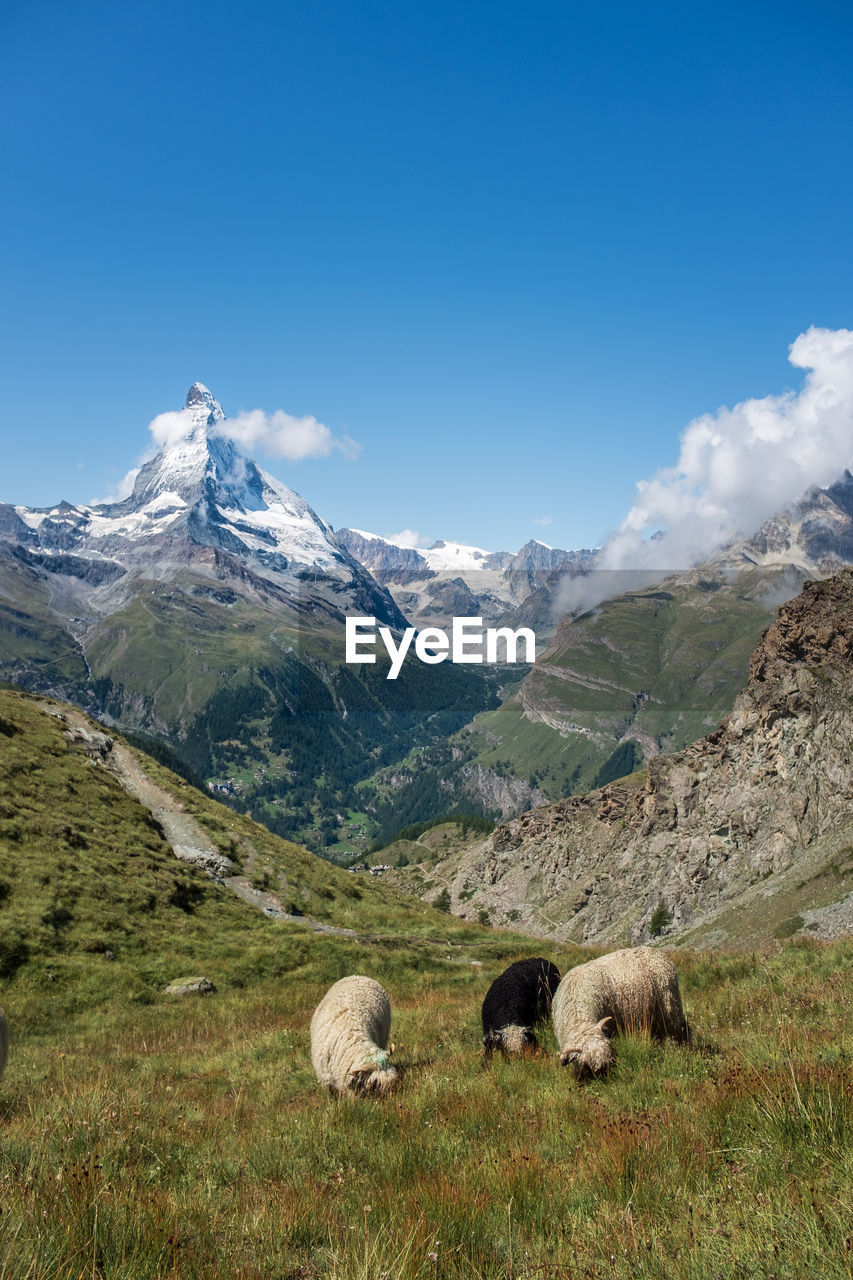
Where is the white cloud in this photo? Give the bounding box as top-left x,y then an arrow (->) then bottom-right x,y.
385,528 -> 431,548
553,326 -> 853,618
533,514 -> 553,526
147,403 -> 361,462
212,410 -> 361,462
604,325 -> 853,573
148,410 -> 195,449
89,466 -> 141,506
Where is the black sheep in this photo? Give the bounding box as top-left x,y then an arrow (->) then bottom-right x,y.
481,957 -> 562,1056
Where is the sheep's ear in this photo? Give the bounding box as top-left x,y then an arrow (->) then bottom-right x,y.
348,1066 -> 373,1091
560,1048 -> 579,1067
597,1017 -> 615,1037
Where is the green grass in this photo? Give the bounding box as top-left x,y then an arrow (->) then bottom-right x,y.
0,688 -> 510,992
0,942 -> 851,1278
1,689 -> 852,1277
464,696 -> 603,793
444,572 -> 788,807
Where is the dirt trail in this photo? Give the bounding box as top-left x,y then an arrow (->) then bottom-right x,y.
52,705 -> 359,936
107,736 -> 235,878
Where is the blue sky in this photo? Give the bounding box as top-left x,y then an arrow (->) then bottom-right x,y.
2,0 -> 853,553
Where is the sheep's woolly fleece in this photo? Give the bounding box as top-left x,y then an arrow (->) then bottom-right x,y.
310,975 -> 398,1096
481,957 -> 561,1055
0,1008 -> 8,1081
552,946 -> 689,1076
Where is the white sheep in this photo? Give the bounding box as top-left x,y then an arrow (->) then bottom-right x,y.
552,946 -> 690,1077
310,975 -> 398,1096
0,1008 -> 9,1080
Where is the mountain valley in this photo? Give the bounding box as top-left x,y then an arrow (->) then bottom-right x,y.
0,386 -> 515,851
2,384 -> 853,878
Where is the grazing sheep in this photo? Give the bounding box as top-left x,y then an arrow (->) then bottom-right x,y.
482,956 -> 562,1056
552,946 -> 689,1077
0,1008 -> 8,1080
310,975 -> 398,1096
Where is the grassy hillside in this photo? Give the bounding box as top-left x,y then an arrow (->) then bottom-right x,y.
361,569 -> 797,829
479,575 -> 779,795
0,555 -> 91,700
0,686 -> 498,1000
1,931 -> 850,1277
50,578 -> 504,854
0,690 -> 851,1277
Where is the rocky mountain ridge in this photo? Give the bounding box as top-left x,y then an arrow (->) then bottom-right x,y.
385,569 -> 853,947
337,527 -> 597,633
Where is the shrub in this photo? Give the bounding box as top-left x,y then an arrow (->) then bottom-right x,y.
434,888 -> 451,913
649,901 -> 671,937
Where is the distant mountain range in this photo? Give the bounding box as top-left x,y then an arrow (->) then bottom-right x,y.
357,472 -> 853,834
338,527 -> 591,575
337,527 -> 596,632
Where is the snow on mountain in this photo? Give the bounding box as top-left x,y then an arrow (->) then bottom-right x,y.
13,384 -> 342,571
419,540 -> 497,572
346,529 -> 403,547
337,527 -> 596,579
4,384 -> 406,629
339,529 -> 496,571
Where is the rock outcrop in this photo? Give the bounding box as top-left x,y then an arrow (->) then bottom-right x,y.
422,571 -> 853,946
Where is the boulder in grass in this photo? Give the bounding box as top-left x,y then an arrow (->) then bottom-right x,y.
164,976 -> 217,996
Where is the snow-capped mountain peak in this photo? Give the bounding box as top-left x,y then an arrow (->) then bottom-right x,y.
116,385 -> 353,572
131,395 -> 241,507
184,381 -> 225,426
128,383 -> 230,504
4,382 -> 406,629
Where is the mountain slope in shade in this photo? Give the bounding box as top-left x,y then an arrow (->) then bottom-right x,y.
382,569 -> 853,947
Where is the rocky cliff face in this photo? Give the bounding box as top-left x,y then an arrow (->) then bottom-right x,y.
407,570 -> 853,946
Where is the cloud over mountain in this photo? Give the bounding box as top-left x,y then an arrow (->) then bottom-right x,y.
604,325 -> 853,572
148,405 -> 360,461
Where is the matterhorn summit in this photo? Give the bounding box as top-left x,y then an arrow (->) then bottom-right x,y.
129,382 -> 246,509
184,381 -> 225,424
2,381 -> 405,634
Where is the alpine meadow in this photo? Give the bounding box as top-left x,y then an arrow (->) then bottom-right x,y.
4,4 -> 853,1277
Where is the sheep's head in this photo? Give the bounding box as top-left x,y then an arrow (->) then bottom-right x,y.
501,1024 -> 536,1054
559,1017 -> 615,1078
348,1050 -> 399,1095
